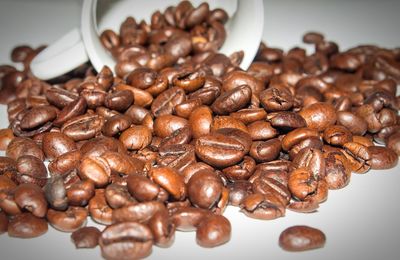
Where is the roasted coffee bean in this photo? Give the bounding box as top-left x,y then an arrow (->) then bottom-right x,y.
44,175 -> 68,211
387,132 -> 400,155
279,225 -> 326,252
189,105 -> 213,139
195,132 -> 247,168
19,105 -> 57,130
260,87 -> 294,112
14,155 -> 47,187
289,136 -> 324,160
187,170 -> 223,210
48,150 -> 81,176
80,136 -> 125,159
299,102 -> 337,131
101,151 -> 144,176
342,142 -> 372,173
127,175 -> 160,202
105,184 -> 136,209
6,137 -> 45,161
230,108 -> 267,125
61,114 -> 104,141
78,156 -> 111,188
227,181 -> 253,206
0,157 -> 17,175
324,151 -> 351,189
88,189 -> 113,225
104,90 -> 134,112
112,201 -> 165,223
102,115 -> 132,137
14,183 -> 47,218
119,125 -> 152,150
250,138 -> 282,163
267,111 -> 306,132
99,222 -> 153,260
151,86 -> 186,117
67,180 -> 95,207
154,114 -> 188,138
288,168 -> 317,201
196,214 -> 231,248
157,143 -> 196,173
292,148 -> 325,179
247,121 -> 278,141
323,125 -> 352,146
148,167 -> 186,201
222,156 -> 256,181
53,97 -> 87,127
368,146 -> 398,170
336,111 -> 368,135
42,132 -> 77,160
240,193 -> 285,220
147,209 -> 175,247
8,213 -> 48,238
46,206 -> 88,232
282,128 -> 320,152
71,226 -> 101,249
211,85 -> 252,115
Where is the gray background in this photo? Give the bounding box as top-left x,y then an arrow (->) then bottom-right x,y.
1,0 -> 400,259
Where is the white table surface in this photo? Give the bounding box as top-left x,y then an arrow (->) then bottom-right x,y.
1,1 -> 400,259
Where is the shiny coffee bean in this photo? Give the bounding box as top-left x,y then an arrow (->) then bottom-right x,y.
120,125 -> 152,150
250,138 -> 282,163
14,183 -> 48,218
15,155 -> 47,187
46,206 -> 88,232
44,175 -> 68,211
99,222 -> 153,260
323,125 -> 352,146
105,183 -> 136,209
8,213 -> 48,238
88,189 -> 113,225
71,226 -> 101,248
368,146 -> 398,170
279,225 -> 326,251
187,170 -> 223,210
78,156 -> 111,188
6,137 -> 45,161
0,128 -> 15,151
112,201 -> 165,223
148,167 -> 186,201
299,102 -> 337,131
240,193 -> 285,220
67,180 -> 95,207
42,132 -> 77,160
196,214 -> 231,248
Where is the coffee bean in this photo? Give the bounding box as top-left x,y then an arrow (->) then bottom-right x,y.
42,132 -> 77,160
46,206 -> 88,232
279,225 -> 326,251
8,213 -> 48,238
368,146 -> 398,170
99,222 -> 153,260
14,183 -> 47,218
0,128 -> 15,151
299,102 -> 337,131
88,189 -> 113,225
71,226 -> 101,249
196,214 -> 231,247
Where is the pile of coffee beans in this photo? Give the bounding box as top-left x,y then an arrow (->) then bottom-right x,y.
1,1 -> 400,258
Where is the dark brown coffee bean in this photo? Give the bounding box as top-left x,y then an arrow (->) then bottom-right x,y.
151,86 -> 186,117
247,121 -> 278,141
195,132 -> 247,168
105,183 -> 136,209
288,168 -> 317,201
104,90 -> 134,112
154,114 -> 188,138
8,213 -> 48,238
14,183 -> 47,218
53,97 -> 87,127
289,136 -> 324,160
267,112 -> 307,132
211,85 -> 252,115
303,32 -> 324,44
170,207 -> 211,231
260,87 -> 294,112
48,150 -> 81,176
78,156 -> 111,188
148,209 -> 175,247
196,214 -> 231,248
14,155 -> 47,187
292,148 -> 325,179
324,151 -> 351,189
42,132 -> 76,160
148,167 -> 186,201
227,181 -> 253,206
67,180 -> 95,207
282,128 -> 320,151
368,146 -> 398,170
6,137 -> 45,161
387,132 -> 400,156
88,189 -> 113,225
336,111 -> 368,135
45,87 -> 78,109
250,138 -> 282,163
323,125 -> 352,146
127,175 -> 160,202
342,142 -> 372,174
230,108 -> 267,125
46,206 -> 88,232
187,169 -> 223,210
222,156 -> 256,181
189,106 -> 213,139
102,114 -> 133,137
119,125 -> 152,150
279,225 -> 326,251
71,226 -> 101,248
101,152 -> 144,176
61,114 -> 104,141
80,136 -> 125,159
240,193 -> 285,220
19,105 -> 57,130
99,222 -> 153,260
112,201 -> 165,223
299,102 -> 337,131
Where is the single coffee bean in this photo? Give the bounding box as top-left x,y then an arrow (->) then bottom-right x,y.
282,128 -> 320,152
249,138 -> 282,163
260,87 -> 294,112
147,209 -> 175,247
42,132 -> 77,160
170,207 -> 211,232
154,114 -> 188,138
222,156 -> 256,181
279,225 -> 326,251
15,155 -> 47,187
44,175 -> 68,211
71,226 -> 101,249
8,212 -> 48,238
148,167 -> 186,201
46,206 -> 88,232
19,105 -> 58,130
227,181 -> 253,206
288,168 -> 318,201
240,193 -> 286,220
119,125 -> 152,150
14,183 -> 48,218
61,114 -> 105,141
387,132 -> 400,156
324,151 -> 351,189
53,97 -> 87,127
230,108 -> 267,125
151,86 -> 186,117
67,180 -> 95,207
247,121 -> 278,141
48,150 -> 81,176
105,183 -> 136,209
211,85 -> 252,115
368,146 -> 398,170
102,114 -> 132,137
78,156 -> 111,188
336,111 -> 368,135
189,105 -> 213,139
6,137 -> 45,161
99,222 -> 153,260
112,201 -> 165,223
323,125 -> 353,146
196,214 -> 231,248
299,102 -> 337,131
88,189 -> 113,225
104,90 -> 134,112
0,128 -> 15,151
342,142 -> 372,174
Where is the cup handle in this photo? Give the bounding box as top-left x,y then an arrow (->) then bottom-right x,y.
30,28 -> 89,80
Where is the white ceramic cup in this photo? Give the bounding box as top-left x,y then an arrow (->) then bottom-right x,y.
31,0 -> 264,80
